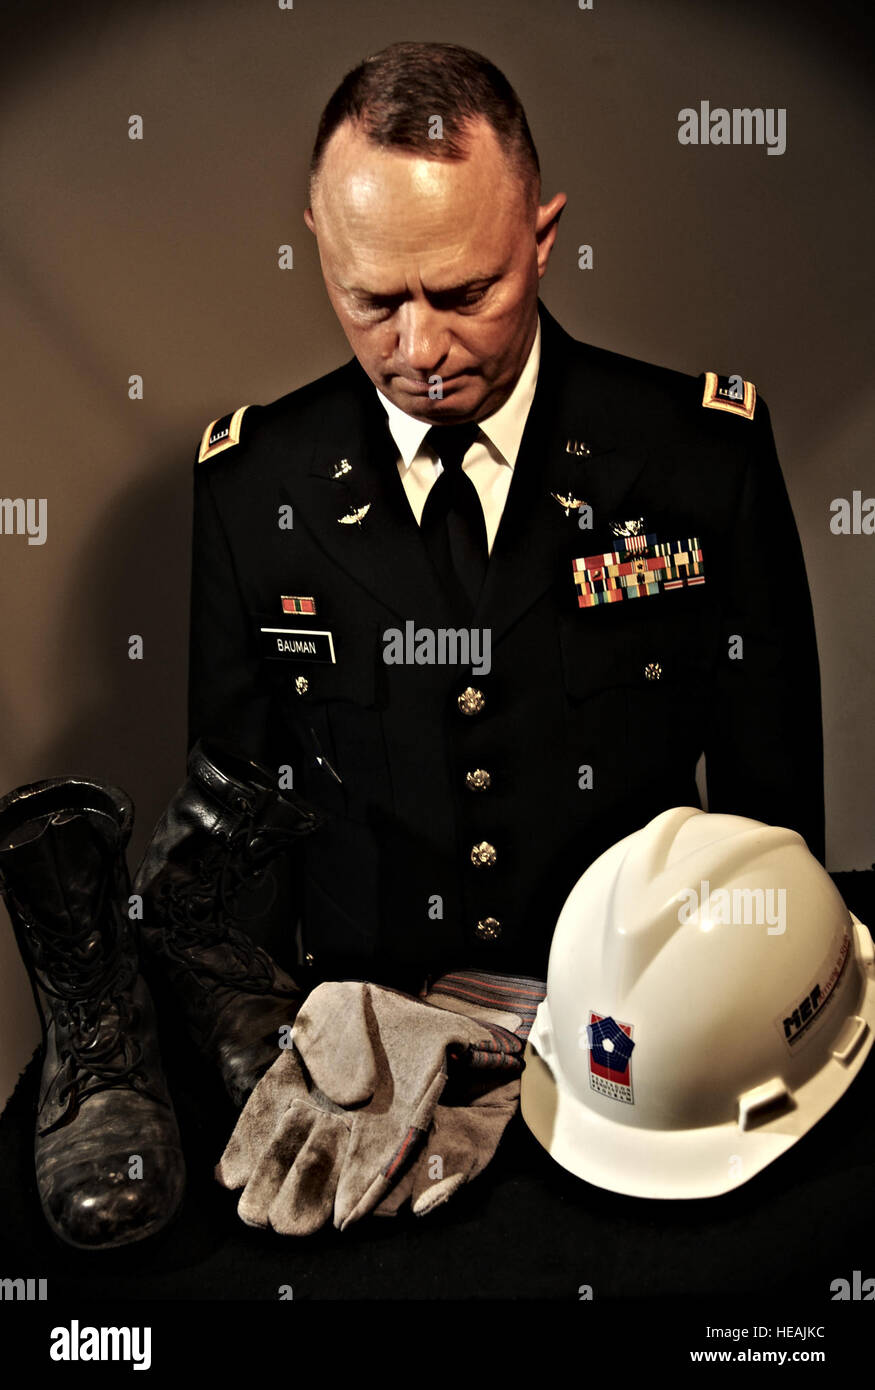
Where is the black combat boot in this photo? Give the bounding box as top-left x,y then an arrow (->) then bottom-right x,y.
133,739 -> 325,1108
0,777 -> 186,1250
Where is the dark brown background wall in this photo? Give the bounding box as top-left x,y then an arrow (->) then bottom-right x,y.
1,0 -> 872,1103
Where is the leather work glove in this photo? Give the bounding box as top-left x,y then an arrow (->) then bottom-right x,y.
372,969 -> 546,1217
214,970 -> 542,1235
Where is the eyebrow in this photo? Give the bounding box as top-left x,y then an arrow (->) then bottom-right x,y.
345,273 -> 499,299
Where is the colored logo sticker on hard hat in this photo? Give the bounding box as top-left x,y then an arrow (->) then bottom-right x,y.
776,924 -> 852,1051
586,1012 -> 635,1104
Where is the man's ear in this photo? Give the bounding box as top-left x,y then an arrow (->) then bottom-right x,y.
304,207 -> 316,234
535,191 -> 567,276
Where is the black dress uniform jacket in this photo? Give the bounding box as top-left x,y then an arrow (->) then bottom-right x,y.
188,300 -> 824,983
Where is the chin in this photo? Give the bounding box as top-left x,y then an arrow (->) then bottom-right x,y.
411,397 -> 483,424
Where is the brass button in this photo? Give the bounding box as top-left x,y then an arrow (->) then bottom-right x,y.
475,917 -> 502,942
295,674 -> 310,695
457,686 -> 486,716
465,768 -> 492,791
644,662 -> 662,681
304,952 -> 314,967
471,840 -> 497,867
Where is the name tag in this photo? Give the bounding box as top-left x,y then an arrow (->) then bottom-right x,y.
258,626 -> 336,663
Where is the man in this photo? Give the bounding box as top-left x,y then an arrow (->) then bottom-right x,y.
188,41 -> 824,991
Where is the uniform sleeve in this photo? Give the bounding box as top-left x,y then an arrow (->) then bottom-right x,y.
187,458 -> 272,762
704,399 -> 825,863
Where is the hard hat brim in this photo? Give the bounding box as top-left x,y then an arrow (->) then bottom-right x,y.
520,1040 -> 795,1199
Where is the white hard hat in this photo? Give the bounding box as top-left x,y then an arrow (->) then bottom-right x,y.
520,806 -> 875,1199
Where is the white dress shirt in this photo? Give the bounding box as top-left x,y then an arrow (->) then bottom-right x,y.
375,317 -> 541,556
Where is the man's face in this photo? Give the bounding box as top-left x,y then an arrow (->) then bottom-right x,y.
304,118 -> 565,423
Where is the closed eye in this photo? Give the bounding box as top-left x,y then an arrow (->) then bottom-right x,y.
430,283 -> 494,312
348,280 -> 497,316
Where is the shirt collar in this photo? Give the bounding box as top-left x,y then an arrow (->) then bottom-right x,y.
375,314 -> 541,470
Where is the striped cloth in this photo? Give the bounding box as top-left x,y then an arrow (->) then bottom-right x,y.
424,968 -> 546,1067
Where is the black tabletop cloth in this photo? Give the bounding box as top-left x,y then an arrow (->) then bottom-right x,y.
1,870 -> 873,1305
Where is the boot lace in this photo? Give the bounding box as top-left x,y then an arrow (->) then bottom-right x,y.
153,808 -> 300,996
8,864 -> 167,1130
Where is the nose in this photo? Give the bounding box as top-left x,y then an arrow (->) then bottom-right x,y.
395,301 -> 450,377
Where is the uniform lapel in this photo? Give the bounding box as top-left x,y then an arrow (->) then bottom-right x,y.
280,360 -> 455,628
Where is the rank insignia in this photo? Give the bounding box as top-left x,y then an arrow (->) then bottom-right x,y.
551,491 -> 588,517
281,595 -> 316,616
572,534 -> 705,607
701,371 -> 756,421
337,503 -> 371,526
197,405 -> 252,462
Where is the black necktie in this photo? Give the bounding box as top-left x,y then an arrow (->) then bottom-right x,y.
420,423 -> 488,613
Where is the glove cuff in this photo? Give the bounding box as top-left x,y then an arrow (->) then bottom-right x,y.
424,970 -> 546,1042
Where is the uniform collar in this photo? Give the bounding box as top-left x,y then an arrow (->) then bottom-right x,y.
374,314 -> 542,469
285,297 -> 649,642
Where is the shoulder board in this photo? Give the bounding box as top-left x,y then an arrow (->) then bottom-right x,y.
701,371 -> 756,421
197,405 -> 254,463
